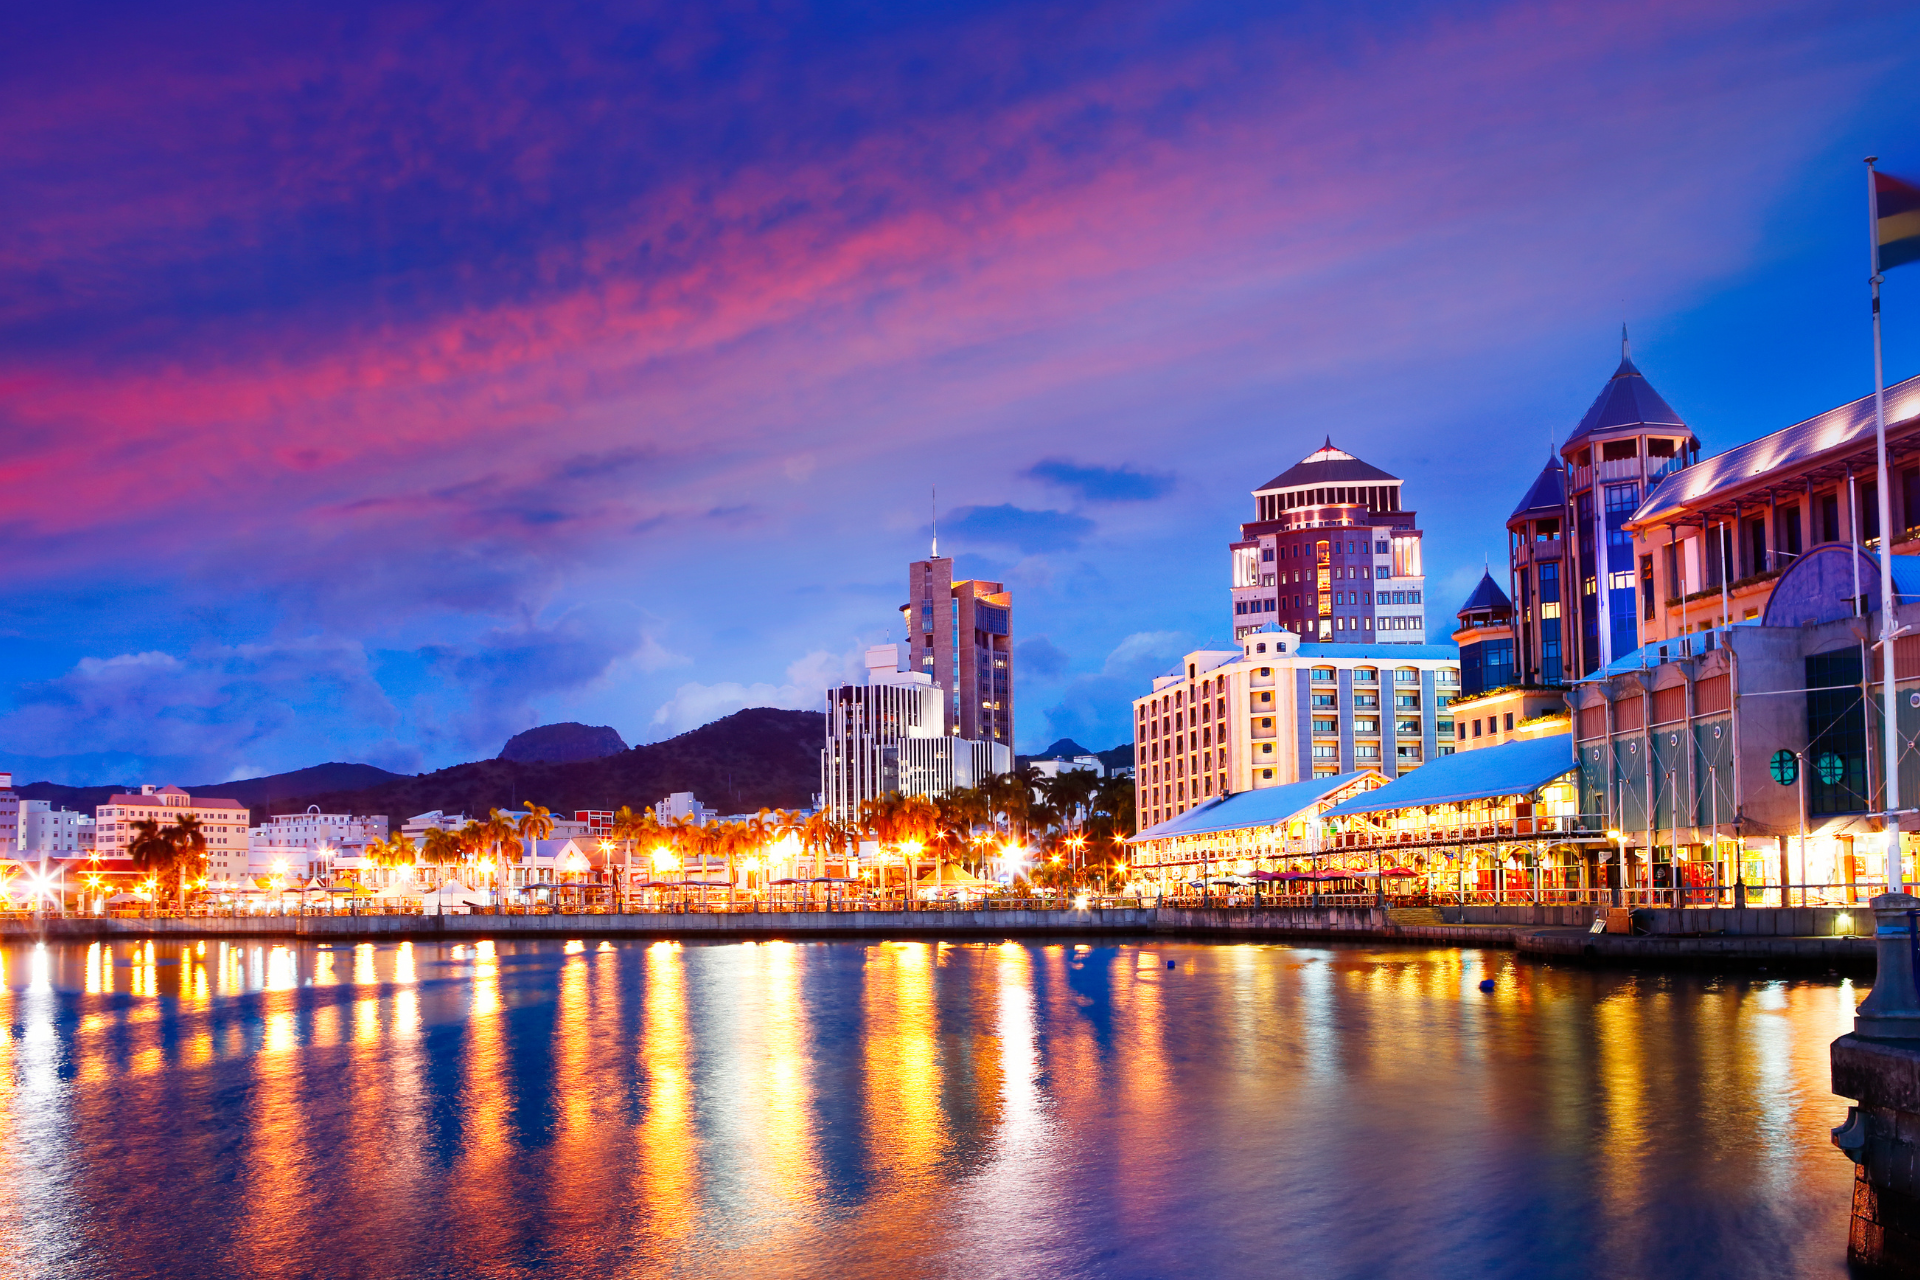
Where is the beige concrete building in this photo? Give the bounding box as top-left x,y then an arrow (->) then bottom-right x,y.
93,785 -> 249,878
1132,625 -> 1460,831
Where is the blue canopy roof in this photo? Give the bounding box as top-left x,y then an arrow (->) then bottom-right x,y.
1321,735 -> 1576,818
1508,456 -> 1566,519
1129,772 -> 1375,842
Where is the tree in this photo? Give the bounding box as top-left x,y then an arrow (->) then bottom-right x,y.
482,810 -> 523,901
610,805 -> 660,910
127,818 -> 175,913
420,827 -> 460,884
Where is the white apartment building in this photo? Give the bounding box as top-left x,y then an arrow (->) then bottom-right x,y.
94,785 -> 249,871
248,807 -> 389,881
402,811 -> 471,840
1031,754 -> 1106,780
20,802 -> 90,856
654,793 -> 718,826
1132,624 -> 1460,831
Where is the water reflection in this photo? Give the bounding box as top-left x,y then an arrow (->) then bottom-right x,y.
0,938 -> 1859,1279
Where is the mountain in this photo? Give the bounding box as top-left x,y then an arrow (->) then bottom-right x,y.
16,762 -> 406,815
260,707 -> 824,825
499,722 -> 627,765
1015,739 -> 1134,771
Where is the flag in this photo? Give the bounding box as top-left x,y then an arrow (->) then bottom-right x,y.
1877,170 -> 1920,271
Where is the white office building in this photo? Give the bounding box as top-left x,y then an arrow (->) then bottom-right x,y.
820,643 -> 1011,821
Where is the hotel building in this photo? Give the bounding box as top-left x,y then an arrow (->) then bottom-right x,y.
1230,439 -> 1428,643
1132,624 -> 1459,830
247,808 -> 390,882
904,557 -> 1013,746
94,785 -> 249,873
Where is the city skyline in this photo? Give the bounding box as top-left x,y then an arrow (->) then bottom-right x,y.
7,0 -> 1920,785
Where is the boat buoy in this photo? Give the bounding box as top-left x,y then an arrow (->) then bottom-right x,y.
1167,960 -> 1176,969
1478,978 -> 1495,992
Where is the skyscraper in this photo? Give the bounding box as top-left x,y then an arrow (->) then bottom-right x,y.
904,557 -> 1013,746
1229,439 -> 1428,643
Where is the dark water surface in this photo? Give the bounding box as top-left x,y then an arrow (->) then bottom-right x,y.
0,937 -> 1859,1279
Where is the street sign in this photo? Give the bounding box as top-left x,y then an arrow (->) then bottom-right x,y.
1770,750 -> 1798,786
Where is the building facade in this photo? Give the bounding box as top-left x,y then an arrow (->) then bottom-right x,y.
94,785 -> 249,871
247,807 -> 389,882
19,802 -> 89,856
1453,570 -> 1516,698
1508,455 -> 1570,686
1230,440 -> 1428,643
0,773 -> 17,855
1132,625 -> 1460,831
1624,371 -> 1920,645
904,557 -> 1013,746
820,644 -> 1010,821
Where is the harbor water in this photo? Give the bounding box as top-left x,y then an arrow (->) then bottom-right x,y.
0,937 -> 1859,1279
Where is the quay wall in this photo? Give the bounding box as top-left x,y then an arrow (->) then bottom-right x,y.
0,905 -> 1877,969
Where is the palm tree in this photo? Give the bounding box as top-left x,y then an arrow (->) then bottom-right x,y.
162,814 -> 208,910
127,818 -> 175,915
610,805 -> 659,910
420,827 -> 458,884
482,810 -> 523,904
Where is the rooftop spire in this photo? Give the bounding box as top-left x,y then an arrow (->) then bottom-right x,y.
1621,322 -> 1630,360
931,485 -> 938,558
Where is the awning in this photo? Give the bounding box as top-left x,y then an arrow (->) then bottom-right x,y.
1321,734 -> 1576,819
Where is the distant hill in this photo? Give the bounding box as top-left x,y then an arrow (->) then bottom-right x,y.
499,722 -> 627,765
1015,739 -> 1134,772
262,707 -> 824,825
16,762 -> 406,816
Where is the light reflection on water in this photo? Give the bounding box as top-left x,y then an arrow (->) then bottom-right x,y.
0,938 -> 1859,1279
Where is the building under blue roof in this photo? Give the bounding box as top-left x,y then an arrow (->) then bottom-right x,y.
1509,455 -> 1566,519
1631,371 -> 1920,527
1320,734 -> 1575,818
1129,772 -> 1374,842
1564,351 -> 1692,452
1295,642 -> 1459,661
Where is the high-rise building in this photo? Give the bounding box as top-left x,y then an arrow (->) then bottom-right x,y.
904,556 -> 1013,745
94,785 -> 250,874
1556,336 -> 1699,674
1229,440 -> 1427,643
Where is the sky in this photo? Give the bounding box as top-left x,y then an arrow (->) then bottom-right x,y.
6,0 -> 1920,785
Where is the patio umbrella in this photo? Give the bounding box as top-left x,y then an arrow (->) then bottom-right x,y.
1383,867 -> 1421,877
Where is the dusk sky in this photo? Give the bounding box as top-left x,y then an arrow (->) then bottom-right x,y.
6,0 -> 1920,786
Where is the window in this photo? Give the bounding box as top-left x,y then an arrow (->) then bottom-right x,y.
1312,693 -> 1337,708
1472,719 -> 1482,738
1395,667 -> 1419,685
1640,554 -> 1655,620
1397,718 -> 1421,736
1354,667 -> 1377,683
1504,713 -> 1514,731
1457,722 -> 1467,739
1353,693 -> 1378,709
1604,483 -> 1639,514
1601,439 -> 1639,461
1312,718 -> 1337,734
1353,718 -> 1379,735
1396,693 -> 1420,709
1311,745 -> 1338,759
1311,667 -> 1336,682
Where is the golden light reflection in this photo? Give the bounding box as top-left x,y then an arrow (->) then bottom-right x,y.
396,941 -> 417,985
863,942 -> 944,1193
638,941 -> 699,1239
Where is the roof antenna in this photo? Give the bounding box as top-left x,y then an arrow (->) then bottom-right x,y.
931,485 -> 938,558
1621,322 -> 1630,360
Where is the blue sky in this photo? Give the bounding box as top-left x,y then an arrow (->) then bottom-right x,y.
4,0 -> 1920,783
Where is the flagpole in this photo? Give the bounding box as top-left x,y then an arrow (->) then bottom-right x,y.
1869,156 -> 1904,894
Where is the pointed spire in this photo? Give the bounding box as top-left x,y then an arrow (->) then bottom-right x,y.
931,485 -> 938,558
1324,434 -> 1333,450
1621,322 -> 1630,360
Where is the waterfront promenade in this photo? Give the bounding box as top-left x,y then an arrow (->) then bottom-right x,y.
0,902 -> 1874,968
